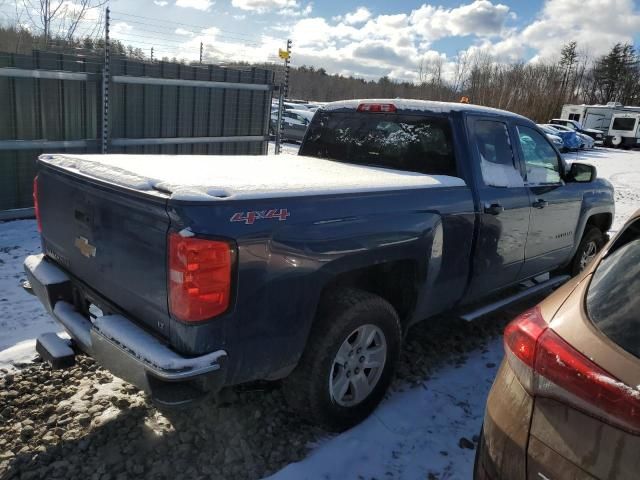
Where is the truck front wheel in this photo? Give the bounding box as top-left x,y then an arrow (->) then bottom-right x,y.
283,288 -> 402,431
570,226 -> 606,276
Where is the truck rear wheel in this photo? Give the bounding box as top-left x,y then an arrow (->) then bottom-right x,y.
283,288 -> 402,431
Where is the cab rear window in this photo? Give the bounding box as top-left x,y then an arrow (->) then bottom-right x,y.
587,220 -> 640,359
300,111 -> 457,177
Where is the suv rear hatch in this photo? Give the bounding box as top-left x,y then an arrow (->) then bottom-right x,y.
36,162 -> 172,339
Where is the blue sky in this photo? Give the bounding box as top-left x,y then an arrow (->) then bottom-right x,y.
5,0 -> 640,81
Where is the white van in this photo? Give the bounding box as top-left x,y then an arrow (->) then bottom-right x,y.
606,113 -> 640,148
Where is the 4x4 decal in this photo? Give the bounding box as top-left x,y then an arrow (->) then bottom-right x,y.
230,209 -> 290,225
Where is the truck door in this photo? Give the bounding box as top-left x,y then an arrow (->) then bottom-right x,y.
466,117 -> 531,300
513,124 -> 582,278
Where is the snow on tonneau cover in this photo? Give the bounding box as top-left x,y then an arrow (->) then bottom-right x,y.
40,153 -> 466,201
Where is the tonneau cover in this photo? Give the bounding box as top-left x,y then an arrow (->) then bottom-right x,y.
40,153 -> 466,202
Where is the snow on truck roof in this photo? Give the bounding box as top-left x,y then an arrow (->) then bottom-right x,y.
40,153 -> 466,202
322,98 -> 530,120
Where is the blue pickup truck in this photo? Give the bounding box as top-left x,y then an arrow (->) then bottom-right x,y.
25,100 -> 614,430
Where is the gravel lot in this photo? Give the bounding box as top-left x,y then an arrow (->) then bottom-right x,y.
0,301 -> 526,480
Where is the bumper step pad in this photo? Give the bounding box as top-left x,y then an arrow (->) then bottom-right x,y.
36,332 -> 75,369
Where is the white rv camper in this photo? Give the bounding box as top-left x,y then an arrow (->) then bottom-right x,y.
560,103 -> 627,132
606,112 -> 640,148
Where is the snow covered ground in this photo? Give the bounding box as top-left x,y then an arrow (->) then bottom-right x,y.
0,220 -> 62,370
0,147 -> 638,479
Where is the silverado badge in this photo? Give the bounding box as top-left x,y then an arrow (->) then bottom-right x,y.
74,236 -> 96,258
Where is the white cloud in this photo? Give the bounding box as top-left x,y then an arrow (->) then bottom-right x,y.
231,0 -> 298,13
111,22 -> 133,36
157,0 -> 640,86
343,7 -> 371,25
409,0 -> 511,40
175,28 -> 194,36
153,0 -> 169,6
279,3 -> 312,17
175,0 -> 214,11
473,0 -> 640,62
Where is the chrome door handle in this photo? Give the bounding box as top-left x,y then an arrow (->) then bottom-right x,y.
484,203 -> 504,215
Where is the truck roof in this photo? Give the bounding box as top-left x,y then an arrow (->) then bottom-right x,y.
39,153 -> 465,202
322,98 -> 530,121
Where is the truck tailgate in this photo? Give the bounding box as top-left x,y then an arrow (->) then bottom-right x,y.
37,164 -> 171,338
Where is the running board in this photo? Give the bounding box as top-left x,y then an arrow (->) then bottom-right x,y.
460,275 -> 570,322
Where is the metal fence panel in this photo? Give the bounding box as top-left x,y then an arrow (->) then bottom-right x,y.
0,50 -> 274,213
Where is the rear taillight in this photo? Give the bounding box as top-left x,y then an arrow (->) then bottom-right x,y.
357,103 -> 397,113
504,307 -> 547,391
505,306 -> 640,433
168,232 -> 233,323
33,176 -> 42,232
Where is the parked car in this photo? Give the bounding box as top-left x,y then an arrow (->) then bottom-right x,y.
269,109 -> 314,142
538,124 -> 582,152
549,118 -> 605,144
475,210 -> 640,480
549,124 -> 595,149
25,100 -> 614,431
535,124 -> 564,150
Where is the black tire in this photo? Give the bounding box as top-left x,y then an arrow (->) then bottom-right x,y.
568,226 -> 606,276
283,288 -> 402,431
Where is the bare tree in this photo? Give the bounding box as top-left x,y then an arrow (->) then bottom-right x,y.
21,0 -> 106,45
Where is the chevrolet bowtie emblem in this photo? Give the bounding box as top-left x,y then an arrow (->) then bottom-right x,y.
74,236 -> 96,258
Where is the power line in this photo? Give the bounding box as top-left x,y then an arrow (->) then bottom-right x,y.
110,10 -> 264,43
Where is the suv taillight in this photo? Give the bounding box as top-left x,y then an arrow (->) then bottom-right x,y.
168,232 -> 233,322
33,176 -> 42,232
505,306 -> 640,433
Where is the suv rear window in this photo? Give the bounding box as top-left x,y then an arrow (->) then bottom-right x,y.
611,117 -> 637,131
587,220 -> 640,359
300,111 -> 457,177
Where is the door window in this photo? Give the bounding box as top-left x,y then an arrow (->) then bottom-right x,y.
516,126 -> 562,185
474,120 -> 523,188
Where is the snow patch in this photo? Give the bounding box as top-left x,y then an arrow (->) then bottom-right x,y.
480,157 -> 524,188
24,254 -> 69,285
93,314 -> 226,372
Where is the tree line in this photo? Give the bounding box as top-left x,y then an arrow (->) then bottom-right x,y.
278,41 -> 640,122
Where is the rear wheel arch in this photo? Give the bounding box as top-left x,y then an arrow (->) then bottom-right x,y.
316,259 -> 421,332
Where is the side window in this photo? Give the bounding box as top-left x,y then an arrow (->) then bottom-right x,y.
516,126 -> 562,185
474,120 -> 524,188
568,113 -> 581,121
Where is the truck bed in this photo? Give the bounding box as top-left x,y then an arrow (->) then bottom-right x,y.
40,153 -> 466,201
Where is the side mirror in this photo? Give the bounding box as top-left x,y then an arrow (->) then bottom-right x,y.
568,162 -> 596,183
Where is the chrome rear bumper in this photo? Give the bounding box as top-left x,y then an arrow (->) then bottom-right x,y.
24,254 -> 227,405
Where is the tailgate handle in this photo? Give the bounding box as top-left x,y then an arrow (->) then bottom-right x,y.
74,209 -> 91,226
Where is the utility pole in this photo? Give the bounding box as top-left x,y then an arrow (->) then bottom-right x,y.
101,7 -> 111,154
276,39 -> 292,155
199,42 -> 203,64
283,38 -> 291,98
